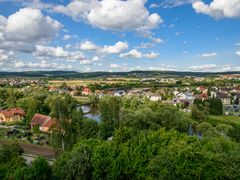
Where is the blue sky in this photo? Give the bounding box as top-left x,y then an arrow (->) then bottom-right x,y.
0,0 -> 240,72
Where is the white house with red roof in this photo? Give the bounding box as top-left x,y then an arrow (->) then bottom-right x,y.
30,113 -> 56,132
0,108 -> 25,123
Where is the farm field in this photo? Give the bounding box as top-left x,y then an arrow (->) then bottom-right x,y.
48,78 -> 138,86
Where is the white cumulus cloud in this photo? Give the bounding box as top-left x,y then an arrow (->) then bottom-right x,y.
80,40 -> 98,51
34,45 -> 85,62
192,0 -> 240,19
120,49 -> 142,58
0,8 -> 62,52
236,51 -> 240,56
189,64 -> 217,71
120,49 -> 159,59
200,52 -> 217,58
99,41 -> 128,54
63,35 -> 72,40
80,59 -> 93,65
53,0 -> 163,33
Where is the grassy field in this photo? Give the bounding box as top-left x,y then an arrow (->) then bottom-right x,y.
48,78 -> 139,86
73,96 -> 91,104
208,115 -> 240,126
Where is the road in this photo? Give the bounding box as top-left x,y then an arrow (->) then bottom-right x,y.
22,153 -> 55,165
0,125 -> 15,129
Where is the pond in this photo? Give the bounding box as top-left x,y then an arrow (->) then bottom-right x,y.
79,105 -> 101,123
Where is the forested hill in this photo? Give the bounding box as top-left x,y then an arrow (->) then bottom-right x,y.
0,70 -> 240,78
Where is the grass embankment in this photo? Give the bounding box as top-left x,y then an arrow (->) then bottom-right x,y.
207,115 -> 240,142
208,115 -> 240,126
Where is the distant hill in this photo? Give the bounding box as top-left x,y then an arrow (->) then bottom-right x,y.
0,70 -> 239,78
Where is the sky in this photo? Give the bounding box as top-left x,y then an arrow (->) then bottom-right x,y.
0,0 -> 240,72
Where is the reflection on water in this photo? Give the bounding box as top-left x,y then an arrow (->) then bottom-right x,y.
80,105 -> 100,123
84,113 -> 100,123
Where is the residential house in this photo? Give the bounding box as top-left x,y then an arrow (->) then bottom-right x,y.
106,90 -> 114,96
0,108 -> 25,123
196,86 -> 205,92
195,93 -> 208,101
95,90 -> 104,97
216,93 -> 231,105
30,113 -> 55,132
114,90 -> 126,97
148,93 -> 162,102
176,93 -> 187,100
49,86 -> 59,93
82,87 -> 93,96
184,92 -> 194,101
211,91 -> 217,98
194,77 -> 204,82
173,91 -> 179,96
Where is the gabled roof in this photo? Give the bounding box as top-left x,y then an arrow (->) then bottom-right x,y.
0,108 -> 25,117
199,93 -> 208,98
30,113 -> 53,128
83,87 -> 92,93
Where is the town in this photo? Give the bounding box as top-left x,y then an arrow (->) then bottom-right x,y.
1,73 -> 240,139
1,72 -> 240,178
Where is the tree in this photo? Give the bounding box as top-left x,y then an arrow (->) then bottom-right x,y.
193,98 -> 204,108
13,166 -> 33,180
0,88 -> 7,109
17,97 -> 42,125
196,122 -> 219,138
46,94 -> 82,151
99,96 -> 122,139
191,105 -> 209,122
89,95 -> 99,109
78,118 -> 99,140
234,97 -> 239,105
0,144 -> 26,179
207,98 -> 223,115
216,124 -> 234,137
53,140 -> 101,180
6,88 -> 17,108
31,157 -> 52,180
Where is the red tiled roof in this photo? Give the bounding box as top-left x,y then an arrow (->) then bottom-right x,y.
83,87 -> 92,93
44,119 -> 56,128
199,93 -> 208,98
49,86 -> 58,91
0,108 -> 25,117
30,113 -> 53,128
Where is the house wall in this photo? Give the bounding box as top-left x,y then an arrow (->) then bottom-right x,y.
0,114 -> 22,123
42,127 -> 50,132
0,114 -> 5,123
82,92 -> 89,96
222,98 -> 231,105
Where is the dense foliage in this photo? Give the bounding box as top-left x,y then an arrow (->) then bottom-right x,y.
52,129 -> 240,179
